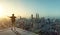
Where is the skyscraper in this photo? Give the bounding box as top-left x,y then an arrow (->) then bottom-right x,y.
31,14 -> 33,19
36,13 -> 39,19
20,16 -> 22,19
35,13 -> 40,23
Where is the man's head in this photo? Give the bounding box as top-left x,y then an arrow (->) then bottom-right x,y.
12,14 -> 14,16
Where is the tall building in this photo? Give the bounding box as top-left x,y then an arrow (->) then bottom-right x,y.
20,16 -> 22,19
31,14 -> 33,19
36,13 -> 39,19
30,14 -> 34,30
35,13 -> 40,23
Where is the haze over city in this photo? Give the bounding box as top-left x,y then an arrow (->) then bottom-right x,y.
0,0 -> 59,18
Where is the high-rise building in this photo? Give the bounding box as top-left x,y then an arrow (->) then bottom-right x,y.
31,14 -> 34,27
35,13 -> 40,23
31,14 -> 33,19
36,13 -> 39,19
20,16 -> 22,19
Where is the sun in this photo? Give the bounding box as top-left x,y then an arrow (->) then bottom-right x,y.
0,5 -> 5,17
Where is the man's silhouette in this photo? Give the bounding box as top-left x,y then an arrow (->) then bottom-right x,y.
10,14 -> 16,31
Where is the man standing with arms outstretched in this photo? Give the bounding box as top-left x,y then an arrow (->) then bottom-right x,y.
10,14 -> 16,31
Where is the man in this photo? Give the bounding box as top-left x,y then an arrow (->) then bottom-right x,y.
10,14 -> 16,31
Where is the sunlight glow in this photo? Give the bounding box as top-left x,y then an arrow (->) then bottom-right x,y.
0,5 -> 4,17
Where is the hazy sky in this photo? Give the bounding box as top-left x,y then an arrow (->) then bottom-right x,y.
0,0 -> 59,18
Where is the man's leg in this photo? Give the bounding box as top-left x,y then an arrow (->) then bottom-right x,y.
13,23 -> 16,31
11,24 -> 13,30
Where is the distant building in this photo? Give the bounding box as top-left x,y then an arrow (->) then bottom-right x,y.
16,17 -> 27,29
31,14 -> 33,20
36,13 -> 39,19
20,16 -> 22,19
55,19 -> 60,35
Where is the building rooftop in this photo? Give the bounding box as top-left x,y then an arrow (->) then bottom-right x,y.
0,27 -> 38,35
